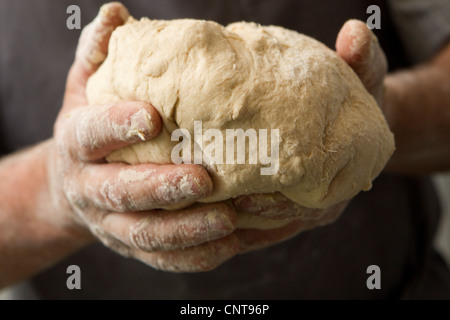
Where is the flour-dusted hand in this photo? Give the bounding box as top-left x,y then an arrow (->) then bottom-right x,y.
232,193 -> 348,252
47,2 -> 239,272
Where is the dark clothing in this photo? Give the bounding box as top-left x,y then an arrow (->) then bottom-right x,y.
1,0 -> 450,299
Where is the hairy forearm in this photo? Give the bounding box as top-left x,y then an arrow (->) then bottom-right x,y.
384,43 -> 450,174
0,140 -> 92,288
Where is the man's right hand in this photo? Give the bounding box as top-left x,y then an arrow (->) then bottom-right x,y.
47,2 -> 238,272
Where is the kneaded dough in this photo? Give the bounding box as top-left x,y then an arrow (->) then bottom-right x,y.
86,17 -> 394,219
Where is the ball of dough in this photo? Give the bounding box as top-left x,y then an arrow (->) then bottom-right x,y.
86,17 -> 394,214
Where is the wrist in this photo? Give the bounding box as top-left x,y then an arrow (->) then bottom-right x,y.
0,141 -> 93,287
381,59 -> 450,174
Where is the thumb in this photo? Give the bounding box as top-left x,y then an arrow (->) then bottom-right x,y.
335,19 -> 387,105
63,2 -> 129,110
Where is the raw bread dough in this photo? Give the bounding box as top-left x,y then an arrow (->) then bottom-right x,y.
86,17 -> 395,217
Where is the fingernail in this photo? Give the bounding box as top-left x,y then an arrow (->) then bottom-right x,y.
99,3 -> 129,23
232,195 -> 252,211
182,172 -> 213,198
127,109 -> 154,141
205,210 -> 235,236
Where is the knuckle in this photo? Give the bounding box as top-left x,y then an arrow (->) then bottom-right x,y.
69,106 -> 109,161
56,108 -> 95,161
97,179 -> 130,211
129,216 -> 185,252
129,227 -> 160,252
63,179 -> 89,210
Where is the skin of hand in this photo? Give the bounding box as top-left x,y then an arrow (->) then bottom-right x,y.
47,2 -> 243,273
52,10 -> 390,260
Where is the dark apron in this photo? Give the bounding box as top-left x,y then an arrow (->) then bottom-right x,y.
1,0 -> 449,299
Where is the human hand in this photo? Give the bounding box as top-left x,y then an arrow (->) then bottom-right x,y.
47,2 -> 239,272
232,194 -> 348,252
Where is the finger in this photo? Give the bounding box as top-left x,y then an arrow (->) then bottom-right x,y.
60,101 -> 161,161
236,205 -> 343,253
235,220 -> 307,253
335,19 -> 387,103
232,193 -> 322,220
64,2 -> 129,109
101,203 -> 237,252
133,235 -> 239,272
75,2 -> 129,73
74,163 -> 213,211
